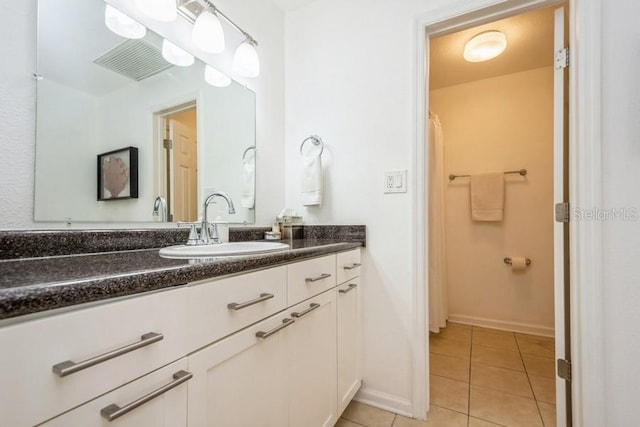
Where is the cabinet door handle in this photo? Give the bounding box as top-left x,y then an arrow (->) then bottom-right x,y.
52,332 -> 164,377
256,318 -> 295,339
343,263 -> 361,270
291,303 -> 320,319
100,370 -> 193,422
227,293 -> 274,311
339,283 -> 358,294
305,273 -> 332,283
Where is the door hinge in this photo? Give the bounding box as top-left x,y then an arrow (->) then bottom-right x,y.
555,202 -> 570,223
163,138 -> 173,149
555,47 -> 569,69
557,359 -> 572,382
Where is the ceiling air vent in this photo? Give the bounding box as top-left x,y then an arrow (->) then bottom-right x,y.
93,39 -> 173,81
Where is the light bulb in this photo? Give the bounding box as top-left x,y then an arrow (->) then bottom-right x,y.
463,31 -> 507,62
192,10 -> 225,54
105,5 -> 146,39
233,40 -> 260,78
204,65 -> 231,87
135,0 -> 177,22
162,39 -> 194,67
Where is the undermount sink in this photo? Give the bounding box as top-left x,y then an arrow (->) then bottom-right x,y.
159,241 -> 290,259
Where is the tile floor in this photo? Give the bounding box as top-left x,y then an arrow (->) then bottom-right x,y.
335,322 -> 556,427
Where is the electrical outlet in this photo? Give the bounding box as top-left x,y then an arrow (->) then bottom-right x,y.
386,175 -> 395,189
384,170 -> 407,194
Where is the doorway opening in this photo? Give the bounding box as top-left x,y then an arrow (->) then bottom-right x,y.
424,3 -> 570,426
155,102 -> 199,222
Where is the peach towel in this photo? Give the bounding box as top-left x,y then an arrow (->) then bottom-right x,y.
470,172 -> 504,221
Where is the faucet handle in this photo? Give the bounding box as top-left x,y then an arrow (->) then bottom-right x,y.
177,222 -> 200,246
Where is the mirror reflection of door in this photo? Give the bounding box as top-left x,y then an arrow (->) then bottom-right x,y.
164,108 -> 198,222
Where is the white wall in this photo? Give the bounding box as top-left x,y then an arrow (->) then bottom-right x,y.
34,79 -> 100,222
431,67 -> 555,335
601,0 -> 640,425
0,0 -> 284,229
284,0 -> 451,413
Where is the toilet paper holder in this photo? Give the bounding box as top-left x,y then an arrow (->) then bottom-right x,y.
504,257 -> 531,266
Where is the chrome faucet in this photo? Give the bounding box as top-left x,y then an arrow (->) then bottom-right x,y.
200,192 -> 236,244
152,196 -> 168,222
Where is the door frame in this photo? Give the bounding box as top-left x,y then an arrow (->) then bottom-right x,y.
412,0 -> 603,425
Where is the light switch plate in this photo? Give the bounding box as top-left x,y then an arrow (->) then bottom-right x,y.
384,170 -> 407,193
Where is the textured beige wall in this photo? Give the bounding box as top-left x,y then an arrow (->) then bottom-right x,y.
430,66 -> 555,334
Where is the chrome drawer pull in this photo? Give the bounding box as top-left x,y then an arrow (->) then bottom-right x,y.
256,318 -> 295,339
227,293 -> 274,311
52,332 -> 164,378
305,273 -> 332,283
339,283 -> 358,294
100,370 -> 193,421
291,303 -> 320,319
343,263 -> 361,270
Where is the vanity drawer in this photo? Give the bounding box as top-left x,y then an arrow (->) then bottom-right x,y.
187,266 -> 287,350
41,358 -> 190,426
0,287 -> 189,427
287,255 -> 336,306
337,249 -> 361,284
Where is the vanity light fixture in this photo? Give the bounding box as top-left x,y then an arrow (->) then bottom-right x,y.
204,65 -> 231,87
105,5 -> 146,39
192,8 -> 225,53
162,39 -> 195,66
178,0 -> 260,78
463,30 -> 507,62
232,38 -> 260,78
135,0 -> 177,22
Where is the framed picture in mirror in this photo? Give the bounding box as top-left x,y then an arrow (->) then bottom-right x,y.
97,146 -> 138,201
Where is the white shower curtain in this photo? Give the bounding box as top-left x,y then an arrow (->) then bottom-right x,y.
428,113 -> 448,333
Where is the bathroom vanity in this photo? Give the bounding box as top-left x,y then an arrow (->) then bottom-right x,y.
0,228 -> 364,427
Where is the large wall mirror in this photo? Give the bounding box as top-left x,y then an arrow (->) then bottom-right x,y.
34,0 -> 256,224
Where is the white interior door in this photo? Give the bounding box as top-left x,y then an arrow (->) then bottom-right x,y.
553,6 -> 570,427
170,119 -> 198,222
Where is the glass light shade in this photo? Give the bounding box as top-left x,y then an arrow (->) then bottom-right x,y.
232,41 -> 260,78
192,11 -> 225,53
162,39 -> 194,66
135,0 -> 177,22
463,31 -> 507,62
204,65 -> 231,87
105,5 -> 146,39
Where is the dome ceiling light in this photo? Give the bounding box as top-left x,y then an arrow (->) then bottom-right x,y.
463,30 -> 507,62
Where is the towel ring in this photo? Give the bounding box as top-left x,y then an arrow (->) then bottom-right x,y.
242,146 -> 256,161
300,135 -> 324,157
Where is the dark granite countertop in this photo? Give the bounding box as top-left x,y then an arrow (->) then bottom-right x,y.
0,239 -> 363,321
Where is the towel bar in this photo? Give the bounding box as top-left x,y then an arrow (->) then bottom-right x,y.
300,135 -> 324,157
449,169 -> 527,181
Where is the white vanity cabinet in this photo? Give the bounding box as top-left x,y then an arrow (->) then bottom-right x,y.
186,308 -> 290,427
336,249 -> 363,415
285,289 -> 337,427
0,248 -> 362,427
186,260 -> 338,427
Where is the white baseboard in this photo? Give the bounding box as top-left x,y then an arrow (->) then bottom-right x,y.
354,386 -> 413,418
448,314 -> 555,337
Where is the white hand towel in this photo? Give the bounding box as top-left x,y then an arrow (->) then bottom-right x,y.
470,172 -> 504,221
301,154 -> 322,206
240,160 -> 255,209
